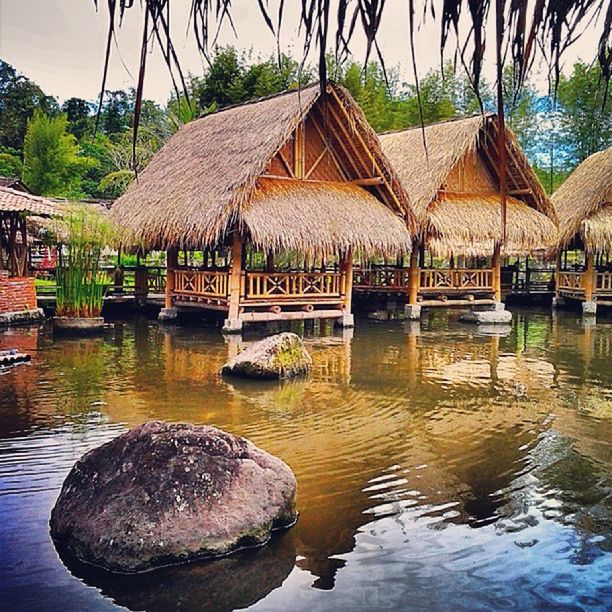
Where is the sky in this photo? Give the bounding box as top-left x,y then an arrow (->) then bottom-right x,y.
0,0 -> 604,106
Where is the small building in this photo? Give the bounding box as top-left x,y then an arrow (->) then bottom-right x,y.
110,83 -> 414,332
0,187 -> 58,323
356,114 -> 557,315
553,147 -> 612,315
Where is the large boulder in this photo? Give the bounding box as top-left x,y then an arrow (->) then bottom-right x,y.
50,421 -> 297,573
220,332 -> 312,380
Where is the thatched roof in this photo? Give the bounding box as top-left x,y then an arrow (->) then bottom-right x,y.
552,147 -> 612,254
380,114 -> 557,256
245,178 -> 410,254
0,187 -> 59,217
427,193 -> 557,256
111,83 -> 413,255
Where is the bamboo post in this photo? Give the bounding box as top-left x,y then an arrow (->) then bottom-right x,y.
584,251 -> 595,302
341,247 -> 354,313
164,247 -> 178,309
224,232 -> 244,332
492,242 -> 501,302
555,250 -> 562,298
408,241 -> 420,305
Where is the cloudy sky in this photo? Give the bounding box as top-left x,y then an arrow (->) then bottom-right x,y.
0,0 -> 602,105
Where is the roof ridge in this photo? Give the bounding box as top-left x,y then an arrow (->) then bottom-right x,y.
380,112 -> 493,137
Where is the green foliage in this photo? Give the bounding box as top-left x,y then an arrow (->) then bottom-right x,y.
533,164 -> 571,195
62,97 -> 94,140
0,60 -> 58,152
23,110 -> 96,197
52,205 -> 115,318
557,61 -> 612,165
0,146 -> 23,178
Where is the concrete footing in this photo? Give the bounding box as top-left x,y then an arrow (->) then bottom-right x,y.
461,302 -> 512,325
404,304 -> 422,320
158,307 -> 178,322
222,318 -> 243,334
337,313 -> 355,328
582,301 -> 597,317
551,296 -> 565,309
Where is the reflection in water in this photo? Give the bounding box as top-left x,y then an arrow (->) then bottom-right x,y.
0,310 -> 610,610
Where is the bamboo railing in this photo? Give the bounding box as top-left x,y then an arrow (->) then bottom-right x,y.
244,271 -> 342,301
173,269 -> 229,299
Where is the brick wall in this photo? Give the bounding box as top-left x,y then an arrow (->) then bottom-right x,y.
0,272 -> 37,314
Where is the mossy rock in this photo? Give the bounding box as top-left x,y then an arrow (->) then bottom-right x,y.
220,332 -> 312,380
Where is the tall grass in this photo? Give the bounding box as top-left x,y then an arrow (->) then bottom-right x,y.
53,206 -> 115,318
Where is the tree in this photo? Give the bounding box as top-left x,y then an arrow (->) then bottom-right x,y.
0,60 -> 58,152
22,111 -> 95,197
100,90 -> 133,136
0,146 -> 23,179
557,62 -> 612,166
62,97 -> 94,140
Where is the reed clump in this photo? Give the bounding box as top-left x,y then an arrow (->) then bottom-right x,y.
51,205 -> 115,318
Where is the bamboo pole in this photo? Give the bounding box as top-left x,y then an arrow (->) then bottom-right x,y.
584,251 -> 595,301
495,0 -> 507,246
165,247 -> 178,308
227,232 -> 244,324
492,242 -> 502,302
341,247 -> 354,313
409,241 -> 420,305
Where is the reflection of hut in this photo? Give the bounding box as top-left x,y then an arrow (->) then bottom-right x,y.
0,187 -> 58,323
552,147 -> 611,315
355,114 -> 556,315
110,83 -> 414,332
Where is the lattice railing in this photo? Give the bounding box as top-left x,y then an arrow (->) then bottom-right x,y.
558,271 -> 584,292
244,271 -> 342,301
420,269 -> 493,292
353,268 -> 410,289
596,272 -> 612,293
174,270 -> 229,299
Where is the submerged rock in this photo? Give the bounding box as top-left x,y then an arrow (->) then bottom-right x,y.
220,332 -> 312,380
50,421 -> 297,573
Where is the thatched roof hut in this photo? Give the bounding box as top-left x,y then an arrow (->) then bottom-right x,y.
111,83 -> 414,256
380,114 -> 557,256
552,147 -> 612,254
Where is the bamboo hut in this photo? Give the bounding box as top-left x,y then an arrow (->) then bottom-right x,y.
553,147 -> 612,314
0,187 -> 58,322
110,83 -> 414,332
355,114 -> 557,315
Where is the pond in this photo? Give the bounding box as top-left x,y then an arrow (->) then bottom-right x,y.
0,309 -> 610,611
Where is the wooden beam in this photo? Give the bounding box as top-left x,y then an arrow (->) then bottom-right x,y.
165,247 -> 178,308
409,240 -> 420,305
304,146 -> 329,179
227,231 -> 244,325
492,242 -> 501,302
584,251 -> 595,301
277,149 -> 295,178
310,107 -> 357,180
352,177 -> 384,186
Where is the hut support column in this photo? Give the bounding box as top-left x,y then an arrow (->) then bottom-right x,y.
159,247 -> 178,321
492,242 -> 502,302
338,248 -> 354,328
582,251 -> 597,317
404,240 -> 421,320
552,250 -> 564,309
223,232 -> 244,333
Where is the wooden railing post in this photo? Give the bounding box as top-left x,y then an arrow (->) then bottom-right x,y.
492,242 -> 501,302
341,247 -> 353,313
223,232 -> 244,333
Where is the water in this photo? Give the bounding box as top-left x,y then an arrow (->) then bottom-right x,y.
0,309 -> 610,611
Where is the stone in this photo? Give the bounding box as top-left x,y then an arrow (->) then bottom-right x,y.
404,304 -> 422,320
158,307 -> 178,322
221,332 -> 312,380
50,421 -> 297,574
461,302 -> 512,325
582,301 -> 597,317
0,308 -> 44,327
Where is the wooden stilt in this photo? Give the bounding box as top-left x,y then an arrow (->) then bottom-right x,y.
224,232 -> 244,332
584,251 -> 595,301
340,247 -> 353,313
165,247 -> 178,309
409,241 -> 420,305
492,242 -> 501,302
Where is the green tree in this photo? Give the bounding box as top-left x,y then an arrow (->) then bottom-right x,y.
62,97 -> 94,140
0,60 -> 58,152
22,110 -> 95,196
557,61 -> 612,165
0,146 -> 23,178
